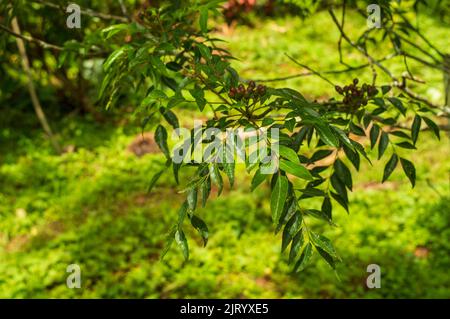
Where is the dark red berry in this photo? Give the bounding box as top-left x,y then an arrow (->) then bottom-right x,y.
228,87 -> 237,98
256,84 -> 266,96
237,84 -> 245,95
353,78 -> 359,85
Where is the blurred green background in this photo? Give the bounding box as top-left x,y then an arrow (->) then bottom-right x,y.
0,1 -> 449,298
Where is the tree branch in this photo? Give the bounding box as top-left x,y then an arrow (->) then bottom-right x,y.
32,0 -> 128,22
11,17 -> 61,153
0,23 -> 63,51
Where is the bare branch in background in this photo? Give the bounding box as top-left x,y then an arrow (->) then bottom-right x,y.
11,17 -> 61,153
32,0 -> 128,22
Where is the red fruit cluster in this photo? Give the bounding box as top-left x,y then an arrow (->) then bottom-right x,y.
228,81 -> 266,102
335,79 -> 379,109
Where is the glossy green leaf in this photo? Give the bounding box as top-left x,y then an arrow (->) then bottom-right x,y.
201,176 -> 211,207
278,145 -> 300,164
310,232 -> 337,258
271,174 -> 289,225
155,125 -> 170,158
334,159 -> 352,191
209,164 -> 223,195
382,153 -> 398,183
378,131 -> 389,160
411,114 -> 421,145
370,124 -> 380,149
343,144 -> 360,171
175,228 -> 189,261
315,123 -> 339,148
161,108 -> 179,129
147,169 -> 164,193
321,196 -> 332,220
289,230 -> 304,264
400,157 -> 416,187
388,97 -> 406,115
396,141 -> 416,149
282,212 -> 302,252
251,168 -> 266,191
423,117 -> 440,140
279,159 -> 313,180
187,188 -> 197,211
294,243 -> 313,272
191,215 -> 209,246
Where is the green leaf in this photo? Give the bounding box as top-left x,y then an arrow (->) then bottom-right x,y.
173,162 -> 181,184
423,117 -> 440,140
279,159 -> 313,180
209,164 -> 223,195
370,124 -> 380,149
396,141 -> 416,149
275,196 -> 296,234
378,131 -> 389,160
147,170 -> 164,193
102,23 -> 129,39
199,7 -> 208,33
161,108 -> 179,129
387,97 -> 406,115
349,122 -> 366,136
321,196 -> 332,220
330,173 -> 347,202
271,174 -> 289,225
381,85 -> 391,95
282,212 -> 302,252
315,123 -> 339,148
187,188 -> 197,211
103,47 -> 126,71
189,84 -> 206,111
155,125 -> 170,158
343,144 -> 360,171
309,149 -> 333,163
142,89 -> 167,106
330,191 -> 349,213
177,201 -> 189,225
160,226 -> 176,260
389,130 -> 411,139
201,177 -> 211,207
305,209 -> 333,225
332,127 -> 354,150
175,228 -> 189,261
411,115 -> 422,145
289,230 -> 304,264
310,232 -> 337,258
222,146 -> 235,187
400,157 -> 416,187
316,247 -> 336,270
197,43 -> 211,60
382,153 -> 398,183
191,215 -> 209,246
294,243 -> 313,272
334,159 -> 352,191
251,168 -> 266,191
278,145 -> 300,164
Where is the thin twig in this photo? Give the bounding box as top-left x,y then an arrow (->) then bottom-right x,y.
0,23 -> 63,51
328,8 -> 443,110
252,53 -> 398,83
285,54 -> 335,86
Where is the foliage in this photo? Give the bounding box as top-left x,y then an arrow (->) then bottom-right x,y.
0,0 -> 448,278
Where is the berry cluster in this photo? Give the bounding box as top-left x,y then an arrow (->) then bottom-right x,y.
335,79 -> 379,108
228,81 -> 266,102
